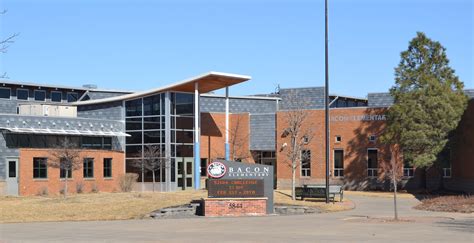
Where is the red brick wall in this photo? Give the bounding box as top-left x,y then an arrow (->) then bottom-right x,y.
19,148 -> 125,196
276,107 -> 393,189
203,198 -> 267,217
200,112 -> 255,164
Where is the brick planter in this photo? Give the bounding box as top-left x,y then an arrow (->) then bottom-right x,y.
203,198 -> 267,217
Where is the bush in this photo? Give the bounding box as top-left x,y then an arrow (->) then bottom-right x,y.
37,187 -> 48,196
119,173 -> 138,192
76,182 -> 84,194
91,183 -> 99,193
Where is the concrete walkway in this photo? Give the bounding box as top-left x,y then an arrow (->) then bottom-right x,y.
1,194 -> 473,242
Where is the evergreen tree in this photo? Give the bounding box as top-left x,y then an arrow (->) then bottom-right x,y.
383,32 -> 468,169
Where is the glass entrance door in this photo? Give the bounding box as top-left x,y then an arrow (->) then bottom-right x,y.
177,157 -> 193,190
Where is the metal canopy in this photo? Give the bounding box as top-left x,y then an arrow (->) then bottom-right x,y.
0,127 -> 130,137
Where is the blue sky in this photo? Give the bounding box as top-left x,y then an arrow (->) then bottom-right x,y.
1,0 -> 472,97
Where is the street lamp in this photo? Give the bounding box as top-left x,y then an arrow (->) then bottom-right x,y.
324,0 -> 330,204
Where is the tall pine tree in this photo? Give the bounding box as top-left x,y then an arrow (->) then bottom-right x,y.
383,32 -> 468,169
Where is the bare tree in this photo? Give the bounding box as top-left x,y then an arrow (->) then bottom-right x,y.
48,138 -> 82,198
229,115 -> 250,161
280,93 -> 314,200
380,144 -> 403,221
136,145 -> 168,192
1,10 -> 19,79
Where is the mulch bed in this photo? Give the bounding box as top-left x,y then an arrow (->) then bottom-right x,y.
414,195 -> 474,213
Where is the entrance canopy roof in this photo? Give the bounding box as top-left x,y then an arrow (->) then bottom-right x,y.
74,71 -> 251,106
0,127 -> 130,137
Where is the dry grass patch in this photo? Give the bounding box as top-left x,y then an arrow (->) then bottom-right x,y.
414,195 -> 474,213
274,190 -> 353,212
0,191 -> 206,223
1,189 -> 353,223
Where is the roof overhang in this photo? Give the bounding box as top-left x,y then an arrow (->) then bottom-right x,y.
73,71 -> 251,106
0,127 -> 130,137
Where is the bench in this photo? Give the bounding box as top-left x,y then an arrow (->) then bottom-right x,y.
295,185 -> 343,203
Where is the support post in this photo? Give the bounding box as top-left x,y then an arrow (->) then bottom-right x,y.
225,87 -> 230,160
194,82 -> 201,190
324,0 -> 330,204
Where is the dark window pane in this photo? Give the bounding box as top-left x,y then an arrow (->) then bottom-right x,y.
126,118 -> 142,131
125,98 -> 142,117
176,145 -> 193,157
186,178 -> 193,187
0,88 -> 10,99
17,89 -> 29,100
144,131 -> 162,144
143,117 -> 160,130
103,158 -> 112,177
174,93 -> 193,115
334,150 -> 344,168
175,117 -> 193,130
83,158 -> 94,178
33,158 -> 48,179
103,137 -> 112,150
368,150 -> 378,168
51,91 -> 62,102
34,90 -> 46,101
175,131 -> 193,143
143,94 -> 161,116
82,137 -> 103,149
126,145 -> 142,158
67,92 -> 78,102
200,158 -> 208,176
126,132 -> 142,144
8,161 -> 16,177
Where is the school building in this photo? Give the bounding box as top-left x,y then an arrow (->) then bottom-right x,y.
1,72 -> 472,195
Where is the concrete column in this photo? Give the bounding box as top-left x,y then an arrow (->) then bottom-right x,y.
194,82 -> 201,190
225,87 -> 230,161
165,92 -> 172,192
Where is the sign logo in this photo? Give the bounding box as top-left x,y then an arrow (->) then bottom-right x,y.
207,161 -> 227,178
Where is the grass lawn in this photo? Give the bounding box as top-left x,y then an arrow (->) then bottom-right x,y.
344,190 -> 416,199
0,190 -> 352,223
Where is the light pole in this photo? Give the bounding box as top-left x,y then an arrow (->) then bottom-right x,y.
324,0 -> 330,204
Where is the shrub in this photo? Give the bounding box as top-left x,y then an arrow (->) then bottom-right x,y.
91,183 -> 99,193
76,182 -> 84,194
119,173 -> 138,192
37,187 -> 48,196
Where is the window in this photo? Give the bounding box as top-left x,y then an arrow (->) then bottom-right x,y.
335,136 -> 342,143
334,150 -> 344,177
103,158 -> 112,178
16,89 -> 29,100
103,137 -> 112,150
301,150 -> 311,177
0,87 -> 11,99
51,91 -> 62,102
367,149 -> 378,177
83,158 -> 94,178
67,92 -> 78,102
303,136 -> 309,144
8,161 -> 16,178
403,161 -> 414,178
200,158 -> 208,176
34,90 -> 46,101
33,158 -> 48,179
60,158 -> 72,179
369,135 -> 377,142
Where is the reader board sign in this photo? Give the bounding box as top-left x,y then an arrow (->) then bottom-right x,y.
208,179 -> 264,198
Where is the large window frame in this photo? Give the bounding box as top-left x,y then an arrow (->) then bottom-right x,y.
83,158 -> 94,178
367,148 -> 378,178
33,157 -> 48,179
16,88 -> 29,100
0,87 -> 11,100
300,150 -> 311,177
333,149 -> 344,178
51,91 -> 63,103
103,158 -> 112,178
34,90 -> 46,101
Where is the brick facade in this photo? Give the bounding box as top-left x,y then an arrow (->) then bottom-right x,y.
203,198 -> 267,217
18,148 -> 125,196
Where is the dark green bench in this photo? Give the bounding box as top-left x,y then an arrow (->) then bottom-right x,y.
295,185 -> 343,203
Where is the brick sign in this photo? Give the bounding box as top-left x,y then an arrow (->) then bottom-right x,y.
208,179 -> 264,198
